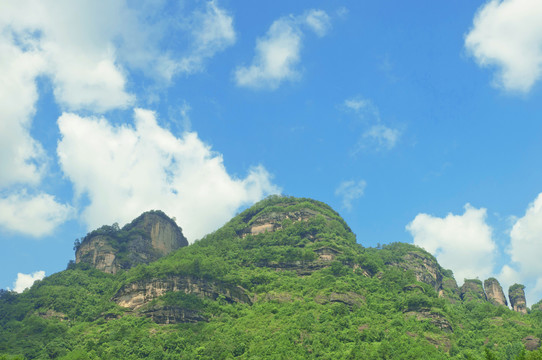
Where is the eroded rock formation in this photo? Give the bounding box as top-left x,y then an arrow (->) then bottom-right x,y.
390,250 -> 459,302
112,275 -> 251,310
484,278 -> 507,307
140,305 -> 207,324
240,208 -> 325,237
460,279 -> 486,302
76,211 -> 187,274
509,284 -> 528,314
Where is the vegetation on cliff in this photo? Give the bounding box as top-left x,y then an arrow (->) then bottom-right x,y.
2,196 -> 542,359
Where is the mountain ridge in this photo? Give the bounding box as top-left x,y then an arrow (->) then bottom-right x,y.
1,195 -> 541,359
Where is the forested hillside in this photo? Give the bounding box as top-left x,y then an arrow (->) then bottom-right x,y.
2,196 -> 542,359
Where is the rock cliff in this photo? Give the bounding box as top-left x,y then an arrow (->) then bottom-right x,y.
75,210 -> 188,274
113,275 -> 252,310
389,248 -> 459,301
484,278 -> 507,307
460,279 -> 486,302
509,284 -> 528,314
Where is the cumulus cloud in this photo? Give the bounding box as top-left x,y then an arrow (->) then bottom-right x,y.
465,0 -> 542,93
0,1 -> 237,236
0,0 -> 138,112
335,180 -> 366,210
235,9 -> 330,89
407,204 -> 496,282
0,191 -> 74,237
1,0 -> 236,112
11,271 -> 45,293
57,109 -> 280,241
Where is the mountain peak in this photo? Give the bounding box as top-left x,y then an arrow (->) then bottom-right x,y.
75,210 -> 188,273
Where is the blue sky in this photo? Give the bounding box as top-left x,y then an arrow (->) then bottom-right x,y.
2,0 -> 542,305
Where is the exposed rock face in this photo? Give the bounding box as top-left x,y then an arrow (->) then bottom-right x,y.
441,277 -> 461,302
314,292 -> 365,308
76,236 -> 118,273
76,211 -> 188,274
391,250 -> 461,302
484,278 -> 507,306
140,305 -> 207,324
460,279 -> 486,302
509,284 -> 528,314
405,310 -> 453,333
392,251 -> 443,292
240,208 -> 324,237
112,275 -> 252,310
523,336 -> 541,351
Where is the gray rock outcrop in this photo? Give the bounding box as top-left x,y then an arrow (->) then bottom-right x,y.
460,279 -> 486,302
484,278 -> 507,306
112,275 -> 252,310
509,284 -> 528,314
76,211 -> 187,274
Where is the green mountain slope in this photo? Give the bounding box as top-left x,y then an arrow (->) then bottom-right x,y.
2,196 -> 542,359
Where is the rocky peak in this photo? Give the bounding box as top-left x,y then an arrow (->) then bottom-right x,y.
509,284 -> 528,314
484,278 -> 507,307
75,210 -> 188,274
388,245 -> 459,301
460,279 -> 486,302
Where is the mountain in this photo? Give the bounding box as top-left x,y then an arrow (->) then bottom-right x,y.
1,196 -> 542,359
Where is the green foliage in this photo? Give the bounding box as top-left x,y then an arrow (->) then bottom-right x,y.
3,196 -> 542,359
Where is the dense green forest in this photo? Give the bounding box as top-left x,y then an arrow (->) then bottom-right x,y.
2,196 -> 542,359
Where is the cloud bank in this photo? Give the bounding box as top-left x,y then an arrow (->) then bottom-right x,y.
57,109 -> 280,241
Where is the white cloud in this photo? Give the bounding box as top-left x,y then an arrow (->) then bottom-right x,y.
0,35 -> 46,187
509,193 -> 542,277
342,96 -> 401,152
362,125 -> 401,150
407,204 -> 496,282
235,9 -> 330,90
465,0 -> 542,93
0,191 -> 74,237
57,109 -> 280,241
343,97 -> 372,113
11,271 -> 45,293
1,1 -> 236,111
335,180 -> 366,210
505,192 -> 542,305
0,0 -> 138,112
177,0 -> 236,74
0,1 -> 238,237
303,10 -> 331,37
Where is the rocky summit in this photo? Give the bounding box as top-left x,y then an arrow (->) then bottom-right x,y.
2,196 -> 542,359
484,277 -> 508,307
75,210 -> 188,274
